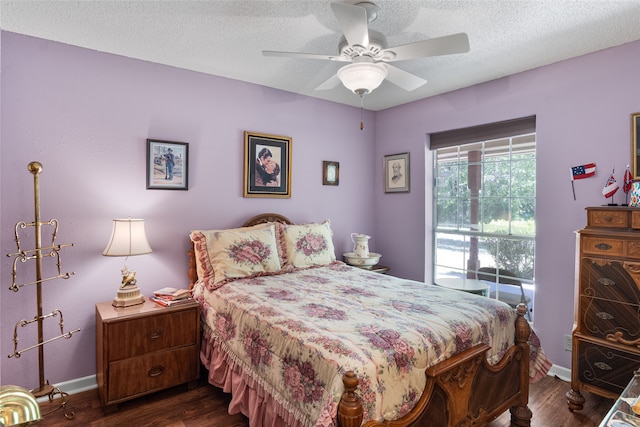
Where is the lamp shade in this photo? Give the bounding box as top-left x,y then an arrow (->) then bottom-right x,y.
102,218 -> 152,257
337,62 -> 388,95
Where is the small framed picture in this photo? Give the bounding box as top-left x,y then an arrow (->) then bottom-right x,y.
146,139 -> 189,190
323,161 -> 339,186
244,131 -> 292,198
384,152 -> 410,193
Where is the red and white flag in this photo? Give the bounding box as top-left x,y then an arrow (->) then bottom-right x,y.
623,166 -> 633,193
570,163 -> 596,180
603,171 -> 619,198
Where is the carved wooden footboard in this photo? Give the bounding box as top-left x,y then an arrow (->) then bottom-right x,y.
188,213 -> 532,427
337,304 -> 532,427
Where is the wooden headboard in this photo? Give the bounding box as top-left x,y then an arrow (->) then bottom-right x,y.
187,213 -> 293,289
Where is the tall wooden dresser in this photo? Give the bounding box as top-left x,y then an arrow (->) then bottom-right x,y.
567,206 -> 640,411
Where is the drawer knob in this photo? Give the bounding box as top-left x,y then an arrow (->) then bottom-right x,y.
594,362 -> 612,371
595,312 -> 614,320
148,365 -> 164,377
595,243 -> 613,251
149,329 -> 163,340
604,215 -> 613,222
597,278 -> 615,286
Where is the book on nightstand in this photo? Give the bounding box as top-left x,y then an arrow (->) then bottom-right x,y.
150,287 -> 193,307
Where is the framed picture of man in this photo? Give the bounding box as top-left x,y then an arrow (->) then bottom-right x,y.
384,152 -> 410,193
244,131 -> 292,198
146,139 -> 189,190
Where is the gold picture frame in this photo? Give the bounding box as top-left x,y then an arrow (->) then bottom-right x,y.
632,113 -> 640,180
243,131 -> 292,198
322,161 -> 339,186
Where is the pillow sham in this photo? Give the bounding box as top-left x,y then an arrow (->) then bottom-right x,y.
282,220 -> 336,268
190,223 -> 281,288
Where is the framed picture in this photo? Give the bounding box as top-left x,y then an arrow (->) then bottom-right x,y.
384,152 -> 410,193
146,139 -> 189,190
632,112 -> 640,179
323,161 -> 339,186
244,131 -> 292,198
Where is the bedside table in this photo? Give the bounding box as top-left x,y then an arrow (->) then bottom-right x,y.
95,298 -> 200,409
368,265 -> 390,274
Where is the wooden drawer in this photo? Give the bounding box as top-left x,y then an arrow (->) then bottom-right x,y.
632,211 -> 640,230
587,209 -> 630,229
107,309 -> 198,361
107,345 -> 198,403
582,237 -> 626,257
580,296 -> 640,342
577,339 -> 640,395
580,257 -> 640,303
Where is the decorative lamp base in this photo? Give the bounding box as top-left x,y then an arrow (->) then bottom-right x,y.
112,285 -> 145,308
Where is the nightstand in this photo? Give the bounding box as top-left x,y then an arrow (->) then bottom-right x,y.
95,298 -> 200,409
369,265 -> 390,274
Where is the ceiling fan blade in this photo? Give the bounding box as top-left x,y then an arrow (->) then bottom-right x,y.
331,2 -> 369,48
263,50 -> 349,62
315,74 -> 341,91
385,64 -> 427,91
382,33 -> 470,62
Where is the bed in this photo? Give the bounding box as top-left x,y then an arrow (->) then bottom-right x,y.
187,213 -> 551,427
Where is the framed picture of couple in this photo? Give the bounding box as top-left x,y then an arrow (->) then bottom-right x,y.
384,152 -> 410,193
146,139 -> 189,190
244,131 -> 292,198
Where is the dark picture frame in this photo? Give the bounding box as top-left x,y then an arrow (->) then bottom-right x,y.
244,131 -> 292,198
384,152 -> 410,193
323,161 -> 339,186
146,139 -> 189,190
632,113 -> 640,179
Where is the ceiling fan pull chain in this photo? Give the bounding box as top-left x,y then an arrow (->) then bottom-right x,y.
360,95 -> 365,131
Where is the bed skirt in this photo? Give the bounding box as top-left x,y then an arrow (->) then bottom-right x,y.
201,331 -> 308,427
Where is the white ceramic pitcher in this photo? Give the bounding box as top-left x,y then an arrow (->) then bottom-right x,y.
351,233 -> 371,258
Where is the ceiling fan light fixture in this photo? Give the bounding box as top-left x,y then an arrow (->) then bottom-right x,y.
337,62 -> 387,95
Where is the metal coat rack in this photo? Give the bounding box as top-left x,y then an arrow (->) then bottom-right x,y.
5,161 -> 79,420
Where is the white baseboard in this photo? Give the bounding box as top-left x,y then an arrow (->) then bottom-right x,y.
35,375 -> 97,403
548,364 -> 571,382
33,364 -> 570,404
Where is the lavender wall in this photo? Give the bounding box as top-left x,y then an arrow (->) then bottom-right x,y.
374,40 -> 640,369
0,32 -> 376,388
2,29 -> 640,389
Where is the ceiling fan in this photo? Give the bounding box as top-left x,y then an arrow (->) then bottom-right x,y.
262,1 -> 470,97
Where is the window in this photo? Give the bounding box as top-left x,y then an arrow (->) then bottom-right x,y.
431,117 -> 536,319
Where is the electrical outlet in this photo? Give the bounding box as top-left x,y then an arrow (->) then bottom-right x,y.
564,334 -> 572,351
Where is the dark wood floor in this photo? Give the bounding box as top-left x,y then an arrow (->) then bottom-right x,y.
37,374 -> 612,426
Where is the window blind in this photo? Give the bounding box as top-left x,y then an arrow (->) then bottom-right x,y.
428,115 -> 536,150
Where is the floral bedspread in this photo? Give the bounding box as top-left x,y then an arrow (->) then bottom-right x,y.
193,263 -> 549,427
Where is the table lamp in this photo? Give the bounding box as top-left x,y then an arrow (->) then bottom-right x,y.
102,218 -> 152,307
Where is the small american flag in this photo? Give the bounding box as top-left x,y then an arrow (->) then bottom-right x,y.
570,163 -> 596,180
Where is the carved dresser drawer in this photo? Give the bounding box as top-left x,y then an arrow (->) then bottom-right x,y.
568,207 -> 640,411
587,208 -> 630,229
576,338 -> 640,396
96,299 -> 200,409
581,237 -> 626,257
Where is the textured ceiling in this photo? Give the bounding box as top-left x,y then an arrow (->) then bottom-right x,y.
2,0 -> 640,111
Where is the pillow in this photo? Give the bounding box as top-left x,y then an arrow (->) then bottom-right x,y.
282,220 -> 336,268
190,223 -> 281,288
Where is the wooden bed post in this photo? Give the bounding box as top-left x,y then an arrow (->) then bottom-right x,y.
510,303 -> 533,427
337,371 -> 363,427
